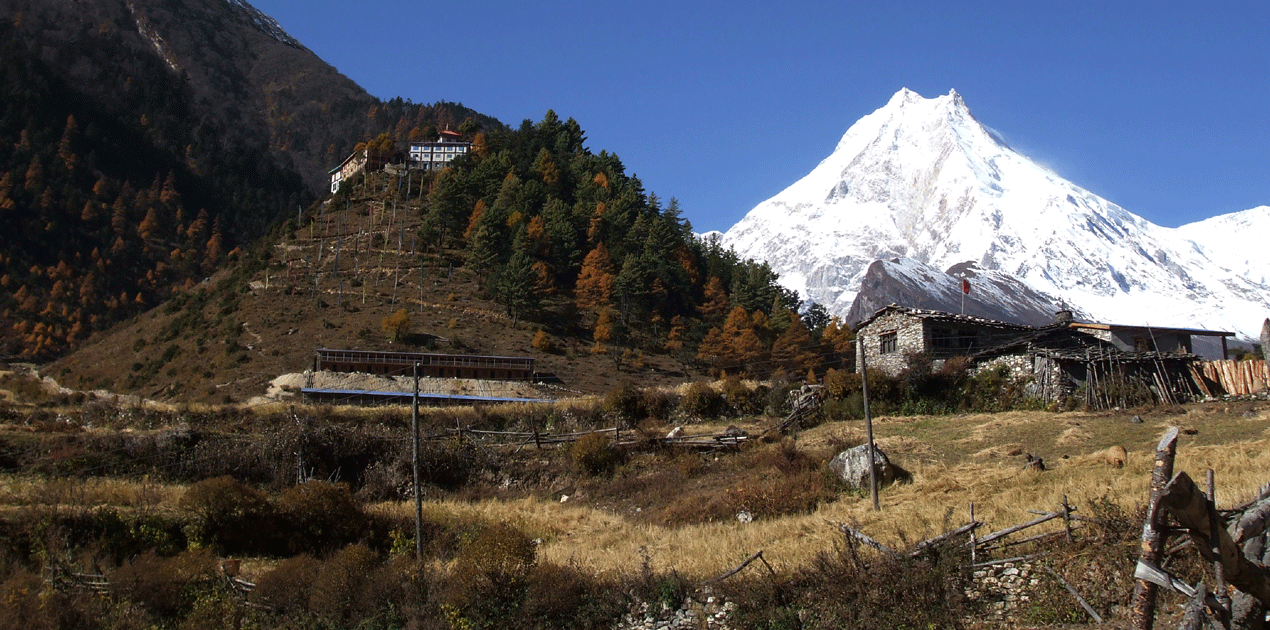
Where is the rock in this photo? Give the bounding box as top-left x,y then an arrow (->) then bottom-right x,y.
666,426 -> 684,439
737,511 -> 753,523
725,425 -> 747,438
828,444 -> 894,490
1131,415 -> 1143,424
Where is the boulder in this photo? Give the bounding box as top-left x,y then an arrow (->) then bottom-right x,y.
829,445 -> 894,490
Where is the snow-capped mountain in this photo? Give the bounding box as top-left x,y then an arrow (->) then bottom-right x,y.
722,88 -> 1270,340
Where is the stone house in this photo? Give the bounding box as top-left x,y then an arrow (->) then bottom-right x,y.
854,305 -> 1033,375
854,304 -> 1233,407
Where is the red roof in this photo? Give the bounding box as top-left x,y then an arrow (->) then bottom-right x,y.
438,130 -> 462,138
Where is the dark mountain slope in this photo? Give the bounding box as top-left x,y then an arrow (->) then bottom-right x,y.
0,0 -> 504,359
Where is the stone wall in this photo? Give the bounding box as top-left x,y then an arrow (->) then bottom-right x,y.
966,561 -> 1041,620
614,595 -> 736,630
857,310 -> 926,375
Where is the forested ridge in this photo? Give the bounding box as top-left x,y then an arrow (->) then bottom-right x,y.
0,0 -> 503,360
371,111 -> 855,378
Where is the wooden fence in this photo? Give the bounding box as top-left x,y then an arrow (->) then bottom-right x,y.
1199,360 -> 1269,396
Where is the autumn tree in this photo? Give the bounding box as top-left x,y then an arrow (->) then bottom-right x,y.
770,309 -> 817,376
575,242 -> 615,311
699,276 -> 729,321
382,309 -> 411,343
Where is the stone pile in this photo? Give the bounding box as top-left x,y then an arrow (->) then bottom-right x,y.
614,595 -> 736,630
965,561 -> 1040,620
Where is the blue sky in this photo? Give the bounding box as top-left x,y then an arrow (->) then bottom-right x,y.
251,0 -> 1268,233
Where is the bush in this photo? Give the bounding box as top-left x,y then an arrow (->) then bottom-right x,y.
723,379 -> 766,416
638,388 -> 675,421
178,476 -> 276,555
309,544 -> 379,624
110,549 -> 219,620
601,382 -> 642,424
276,481 -> 366,555
570,432 -> 622,477
679,382 -> 724,419
448,522 -> 538,624
381,309 -> 411,343
250,555 -> 321,616
531,329 -> 553,352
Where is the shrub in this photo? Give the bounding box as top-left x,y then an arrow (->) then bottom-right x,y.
531,328 -> 553,351
570,432 -> 622,477
276,481 -> 366,555
309,544 -> 379,624
178,476 -> 275,555
722,379 -> 766,416
110,549 -> 219,620
822,368 -> 861,399
250,555 -> 321,616
601,382 -> 642,424
448,522 -> 538,623
381,309 -> 411,343
523,563 -> 626,630
638,388 -> 675,421
679,382 -> 724,419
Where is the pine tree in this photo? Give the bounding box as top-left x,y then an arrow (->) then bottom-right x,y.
492,251 -> 539,328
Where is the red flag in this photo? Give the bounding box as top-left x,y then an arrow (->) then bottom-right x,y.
961,278 -> 971,295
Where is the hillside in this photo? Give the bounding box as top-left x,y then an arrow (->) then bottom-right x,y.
46,107 -> 844,404
0,0 -> 505,360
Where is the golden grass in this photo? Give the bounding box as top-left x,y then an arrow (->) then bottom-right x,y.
5,405 -> 1269,588
0,474 -> 184,513
364,408 -> 1270,580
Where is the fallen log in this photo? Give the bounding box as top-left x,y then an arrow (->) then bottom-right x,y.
976,511 -> 1063,548
833,522 -> 896,556
701,549 -> 776,586
910,521 -> 982,558
1159,471 -> 1270,606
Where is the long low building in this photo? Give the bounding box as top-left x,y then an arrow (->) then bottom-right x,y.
314,349 -> 535,381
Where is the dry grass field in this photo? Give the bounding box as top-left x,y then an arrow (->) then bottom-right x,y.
4,399 -> 1267,582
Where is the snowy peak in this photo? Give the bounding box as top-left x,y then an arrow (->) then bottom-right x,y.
722,88 -> 1270,340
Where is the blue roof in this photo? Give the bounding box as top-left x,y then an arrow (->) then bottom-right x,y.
301,388 -> 549,404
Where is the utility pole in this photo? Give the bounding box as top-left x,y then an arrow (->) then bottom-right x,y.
859,337 -> 878,511
412,362 -> 423,562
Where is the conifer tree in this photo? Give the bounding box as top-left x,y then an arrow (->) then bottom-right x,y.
575,242 -> 615,311
771,309 -> 816,376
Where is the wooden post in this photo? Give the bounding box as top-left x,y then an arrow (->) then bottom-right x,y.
1132,426 -> 1180,630
859,338 -> 878,511
1208,468 -> 1231,620
412,362 -> 423,562
1062,495 -> 1073,543
969,503 -> 978,567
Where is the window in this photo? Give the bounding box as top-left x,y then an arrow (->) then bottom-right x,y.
880,331 -> 897,354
